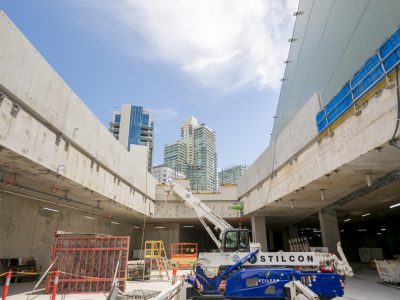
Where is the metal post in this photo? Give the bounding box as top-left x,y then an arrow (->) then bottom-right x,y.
377,51 -> 390,83
27,256 -> 58,300
349,79 -> 358,112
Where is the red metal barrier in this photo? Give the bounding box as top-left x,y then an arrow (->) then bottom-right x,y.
45,233 -> 129,294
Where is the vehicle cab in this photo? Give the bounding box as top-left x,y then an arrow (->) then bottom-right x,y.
221,229 -> 250,252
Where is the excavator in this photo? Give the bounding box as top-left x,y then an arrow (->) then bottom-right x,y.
164,182 -> 354,300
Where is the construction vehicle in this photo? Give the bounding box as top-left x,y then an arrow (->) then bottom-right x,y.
164,182 -> 353,299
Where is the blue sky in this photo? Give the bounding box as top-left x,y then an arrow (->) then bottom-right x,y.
1,0 -> 296,168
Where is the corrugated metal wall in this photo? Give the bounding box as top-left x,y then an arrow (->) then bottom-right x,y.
273,0 -> 400,136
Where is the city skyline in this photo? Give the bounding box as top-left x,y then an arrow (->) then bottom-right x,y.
0,1 -> 296,169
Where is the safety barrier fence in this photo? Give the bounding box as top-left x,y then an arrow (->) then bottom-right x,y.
316,26 -> 400,134
45,234 -> 129,294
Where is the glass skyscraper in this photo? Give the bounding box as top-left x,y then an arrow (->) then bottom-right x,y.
109,104 -> 154,171
163,117 -> 218,191
218,164 -> 247,185
164,140 -> 187,177
193,124 -> 217,191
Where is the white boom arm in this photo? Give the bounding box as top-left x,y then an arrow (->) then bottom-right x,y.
167,182 -> 233,249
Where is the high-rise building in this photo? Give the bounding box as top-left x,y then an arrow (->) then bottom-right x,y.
109,104 -> 154,171
219,164 -> 247,185
152,164 -> 185,185
164,117 -> 218,191
181,116 -> 198,166
164,140 -> 187,177
193,123 -> 217,191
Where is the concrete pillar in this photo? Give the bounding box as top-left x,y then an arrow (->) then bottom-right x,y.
318,209 -> 341,254
251,216 -> 268,251
288,226 -> 299,239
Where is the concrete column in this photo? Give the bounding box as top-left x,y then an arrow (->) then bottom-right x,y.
318,209 -> 341,254
251,216 -> 268,251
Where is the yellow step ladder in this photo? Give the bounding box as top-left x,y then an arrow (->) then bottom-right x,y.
143,240 -> 170,280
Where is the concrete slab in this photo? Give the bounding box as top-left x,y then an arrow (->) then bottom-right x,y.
339,265 -> 400,300
2,267 -> 399,300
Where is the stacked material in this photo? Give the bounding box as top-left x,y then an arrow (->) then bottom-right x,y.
289,237 -> 311,252
375,260 -> 400,284
45,233 -> 129,294
127,260 -> 149,280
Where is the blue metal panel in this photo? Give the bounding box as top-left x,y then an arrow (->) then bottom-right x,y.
316,109 -> 327,132
274,0 -> 400,137
351,54 -> 380,88
316,25 -> 400,134
224,269 -> 344,299
380,29 -> 400,58
352,64 -> 384,100
325,83 -> 350,114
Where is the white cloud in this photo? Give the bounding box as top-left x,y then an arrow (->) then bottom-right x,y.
87,0 -> 298,93
151,108 -> 178,122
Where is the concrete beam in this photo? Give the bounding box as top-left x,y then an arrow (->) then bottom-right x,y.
327,170 -> 400,209
154,183 -> 241,219
0,98 -> 154,217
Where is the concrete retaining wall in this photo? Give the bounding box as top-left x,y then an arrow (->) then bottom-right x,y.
0,11 -> 156,201
0,191 -> 134,270
0,96 -> 154,215
239,81 -> 400,214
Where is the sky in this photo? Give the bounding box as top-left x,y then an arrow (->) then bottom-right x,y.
1,0 -> 297,168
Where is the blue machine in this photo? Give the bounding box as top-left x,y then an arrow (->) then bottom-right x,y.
187,250 -> 344,300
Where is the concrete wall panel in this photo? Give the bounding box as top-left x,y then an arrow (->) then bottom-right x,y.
0,191 -> 134,270
0,97 -> 154,215
240,82 -> 399,214
0,12 -> 156,201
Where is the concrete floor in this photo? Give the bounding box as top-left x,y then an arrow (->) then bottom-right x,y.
1,267 -> 399,300
338,265 -> 400,300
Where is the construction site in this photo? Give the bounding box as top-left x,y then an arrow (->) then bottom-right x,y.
1,1 -> 400,299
